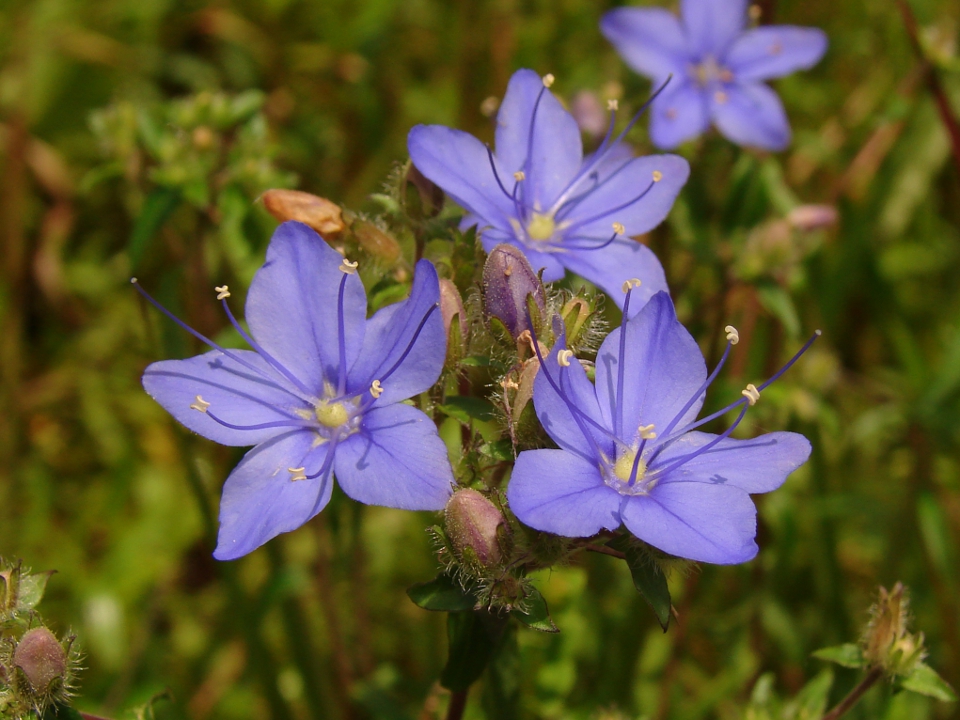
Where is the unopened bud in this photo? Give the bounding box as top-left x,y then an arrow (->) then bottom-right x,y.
352,221 -> 402,263
439,279 -> 468,363
14,627 -> 67,693
445,489 -> 508,569
862,582 -> 926,676
786,204 -> 838,232
570,90 -> 607,140
482,245 -> 546,343
261,190 -> 346,236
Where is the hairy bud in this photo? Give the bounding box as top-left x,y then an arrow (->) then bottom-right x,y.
444,489 -> 509,570
482,245 -> 546,344
13,627 -> 67,693
862,582 -> 926,676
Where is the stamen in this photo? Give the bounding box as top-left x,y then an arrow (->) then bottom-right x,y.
542,73 -> 555,88
215,285 -> 231,300
652,171 -> 663,182
206,409 -> 315,432
621,278 -> 641,293
131,278 -> 309,404
339,259 -> 358,274
612,222 -> 625,235
741,384 -> 760,406
654,405 -> 750,477
378,303 -> 441,384
639,424 -> 656,440
485,145 -> 529,221
562,180 -> 657,234
288,467 -> 307,482
557,350 -> 574,367
513,171 -> 525,182
191,395 -> 211,413
370,379 -> 383,399
725,325 -> 739,345
559,231 -> 619,251
606,99 -> 618,111
336,273 -> 350,395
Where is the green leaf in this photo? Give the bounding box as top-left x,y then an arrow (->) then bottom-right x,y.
18,569 -> 55,612
756,284 -> 801,338
812,643 -> 866,669
460,356 -> 491,367
792,668 -> 834,719
481,623 -> 520,720
609,538 -> 671,631
512,586 -> 558,633
439,396 -> 496,423
129,187 -> 181,271
440,611 -> 506,691
41,705 -> 87,720
900,662 -> 958,702
479,440 -> 513,462
407,573 -> 476,612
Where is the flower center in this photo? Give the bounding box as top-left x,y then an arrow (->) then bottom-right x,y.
316,401 -> 349,428
691,56 -> 733,87
613,448 -> 646,484
526,213 -> 556,241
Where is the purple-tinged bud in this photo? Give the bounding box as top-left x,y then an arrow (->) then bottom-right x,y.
786,204 -> 838,232
482,244 -> 546,343
444,489 -> 509,570
13,627 -> 67,693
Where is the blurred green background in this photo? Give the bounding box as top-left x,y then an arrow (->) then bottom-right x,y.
2,0 -> 960,718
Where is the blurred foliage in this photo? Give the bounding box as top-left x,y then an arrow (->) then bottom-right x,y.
1,0 -> 960,718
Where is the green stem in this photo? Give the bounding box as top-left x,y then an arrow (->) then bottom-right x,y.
821,667 -> 884,720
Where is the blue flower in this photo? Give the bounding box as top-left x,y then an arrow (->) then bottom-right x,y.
601,0 -> 827,150
408,69 -> 689,316
139,222 -> 455,560
506,290 -> 815,564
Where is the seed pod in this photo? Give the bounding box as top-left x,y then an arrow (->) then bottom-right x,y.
261,190 -> 346,237
444,489 -> 509,570
482,244 -> 546,343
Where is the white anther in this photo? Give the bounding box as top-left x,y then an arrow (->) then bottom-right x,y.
542,73 -> 555,88
557,350 -> 574,367
741,383 -> 760,406
724,325 -> 740,345
190,395 -> 211,413
370,379 -> 383,399
513,170 -> 525,182
287,467 -> 307,482
714,90 -> 728,104
215,285 -> 231,300
639,423 -> 657,440
501,378 -> 520,391
607,99 -> 619,112
652,170 -> 663,182
339,258 -> 358,274
621,278 -> 642,293
130,277 -> 138,284
612,222 -> 625,235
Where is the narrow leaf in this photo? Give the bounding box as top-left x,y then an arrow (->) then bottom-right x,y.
440,611 -> 506,691
512,586 -> 558,633
407,573 -> 476,612
129,188 -> 180,270
901,663 -> 958,702
18,570 -> 56,612
812,643 -> 866,669
439,396 -> 496,423
609,538 -> 671,631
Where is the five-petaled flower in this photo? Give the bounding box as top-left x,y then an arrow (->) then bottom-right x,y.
140,221 -> 456,560
408,68 -> 690,316
602,0 -> 827,151
506,290 -> 815,564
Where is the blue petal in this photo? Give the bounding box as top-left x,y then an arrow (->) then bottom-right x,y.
334,403 -> 455,510
594,293 -> 706,443
561,154 -> 690,237
620,482 -> 758,563
711,82 -> 791,150
725,26 -> 828,82
477,232 -> 566,282
533,338 -> 613,462
650,80 -> 710,149
143,350 -> 308,447
560,239 -> 667,318
347,259 -> 444,405
494,69 -> 583,208
600,7 -> 691,81
681,0 -> 748,57
507,449 -> 621,536
408,125 -> 515,231
214,430 -> 333,560
245,222 -> 366,392
652,431 -> 811,493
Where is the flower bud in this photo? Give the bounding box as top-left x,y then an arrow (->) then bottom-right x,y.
261,189 -> 346,237
482,244 -> 546,344
352,220 -> 402,263
439,279 -> 468,364
13,627 -> 67,693
862,582 -> 926,676
444,489 -> 508,570
570,90 -> 607,140
786,204 -> 838,232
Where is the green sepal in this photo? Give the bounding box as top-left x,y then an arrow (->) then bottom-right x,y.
512,586 -> 558,633
440,610 -> 508,691
479,440 -> 514,462
407,573 -> 477,612
608,537 -> 671,631
900,662 -> 958,702
812,643 -> 866,669
439,396 -> 496,423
